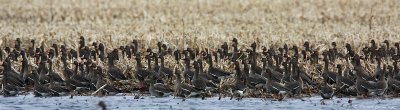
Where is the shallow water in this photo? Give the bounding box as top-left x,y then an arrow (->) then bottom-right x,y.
0,93 -> 400,110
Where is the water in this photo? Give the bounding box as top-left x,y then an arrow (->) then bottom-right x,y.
0,93 -> 400,110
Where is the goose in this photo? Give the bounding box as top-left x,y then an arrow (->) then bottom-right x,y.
186,48 -> 197,60
310,50 -> 319,64
2,59 -> 23,96
64,73 -> 91,93
157,42 -> 164,53
48,48 -> 56,59
191,60 -> 207,91
37,60 -> 51,85
247,49 -> 262,73
0,48 -> 3,61
98,43 -> 106,61
71,47 -> 80,59
95,76 -> 120,95
263,56 -> 283,82
393,61 -> 400,81
107,49 -> 127,81
280,59 -> 291,84
343,57 -> 355,79
231,60 -> 246,99
182,57 -> 195,82
157,52 -> 173,78
387,66 -> 400,94
144,51 -> 160,80
383,40 -> 390,56
352,55 -> 375,81
2,58 -> 24,87
20,50 -> 36,86
197,59 -> 218,90
81,46 -> 91,60
62,61 -> 91,93
3,84 -> 19,96
268,48 -> 284,73
146,77 -> 174,97
33,73 -> 59,97
124,45 -> 132,59
48,81 -> 70,96
297,67 -> 316,86
173,49 -> 181,64
303,41 -> 312,53
335,64 -> 355,93
371,65 -> 388,96
367,40 -> 377,60
230,40 -> 243,61
301,50 -> 307,61
353,56 -> 377,97
322,52 -> 337,84
345,43 -> 356,57
78,36 -> 86,58
71,61 -> 92,87
28,39 -> 36,57
134,53 -> 156,88
14,38 -> 22,51
52,44 -> 59,57
285,58 -> 303,96
47,59 -> 65,85
277,48 -> 285,66
245,58 -> 266,89
263,68 -> 289,99
132,40 -> 139,54
214,49 -> 223,63
373,57 -> 384,81
206,53 -> 230,80
320,80 -> 334,99
330,42 -> 339,60
94,64 -> 119,95
61,54 -> 74,81
97,101 -> 107,110
290,46 -> 300,60
86,62 -> 99,85
174,66 -> 202,98
328,49 -> 336,63
221,42 -> 230,59
119,46 -> 126,59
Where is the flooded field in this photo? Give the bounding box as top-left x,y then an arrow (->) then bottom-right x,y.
1,93 -> 399,110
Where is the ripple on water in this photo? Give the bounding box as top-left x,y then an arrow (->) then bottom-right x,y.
2,94 -> 400,110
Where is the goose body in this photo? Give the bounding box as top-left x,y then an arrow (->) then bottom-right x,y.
320,81 -> 334,99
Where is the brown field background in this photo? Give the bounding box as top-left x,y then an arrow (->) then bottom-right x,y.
0,0 -> 399,52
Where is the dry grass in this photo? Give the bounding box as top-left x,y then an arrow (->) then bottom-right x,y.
0,0 -> 399,50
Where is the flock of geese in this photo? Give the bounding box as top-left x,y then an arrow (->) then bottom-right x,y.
2,37 -> 400,100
